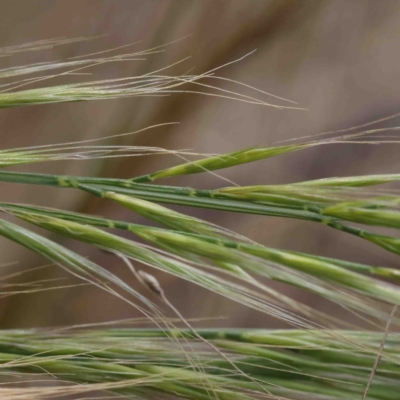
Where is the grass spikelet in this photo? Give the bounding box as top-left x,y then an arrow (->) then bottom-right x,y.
132,145 -> 308,183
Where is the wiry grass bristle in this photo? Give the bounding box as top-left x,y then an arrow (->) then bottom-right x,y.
0,41 -> 301,110
0,38 -> 400,399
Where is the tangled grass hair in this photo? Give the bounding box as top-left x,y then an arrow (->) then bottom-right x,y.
0,38 -> 400,400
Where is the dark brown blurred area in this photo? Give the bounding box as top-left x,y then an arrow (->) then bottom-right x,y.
1,0 -> 400,330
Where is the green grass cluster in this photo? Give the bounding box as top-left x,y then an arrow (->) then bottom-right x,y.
0,38 -> 399,399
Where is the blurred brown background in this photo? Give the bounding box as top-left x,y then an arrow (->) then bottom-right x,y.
1,0 -> 400,329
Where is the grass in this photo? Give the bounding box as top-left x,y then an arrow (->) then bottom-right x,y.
0,37 -> 399,399
0,326 -> 399,400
